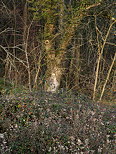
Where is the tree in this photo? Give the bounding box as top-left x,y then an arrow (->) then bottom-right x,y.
0,0 -> 115,101
28,0 -> 102,92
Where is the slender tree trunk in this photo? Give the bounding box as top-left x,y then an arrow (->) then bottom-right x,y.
23,2 -> 32,91
93,19 -> 116,100
99,52 -> 116,101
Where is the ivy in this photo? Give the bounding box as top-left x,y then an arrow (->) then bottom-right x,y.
27,0 -> 102,23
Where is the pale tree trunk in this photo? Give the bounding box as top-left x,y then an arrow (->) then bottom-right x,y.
23,2 -> 32,91
93,19 -> 116,100
99,52 -> 116,101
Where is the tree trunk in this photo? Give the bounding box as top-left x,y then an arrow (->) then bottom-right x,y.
44,1 -> 101,93
44,19 -> 75,92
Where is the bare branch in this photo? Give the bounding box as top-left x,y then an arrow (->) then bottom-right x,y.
0,45 -> 27,68
86,3 -> 101,10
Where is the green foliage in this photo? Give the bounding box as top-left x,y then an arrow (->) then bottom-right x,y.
27,0 -> 102,22
28,0 -> 60,22
0,92 -> 115,153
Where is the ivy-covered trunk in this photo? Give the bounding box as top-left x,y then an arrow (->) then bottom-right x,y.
27,0 -> 102,93
43,0 -> 101,93
44,22 -> 75,92
44,23 -> 61,92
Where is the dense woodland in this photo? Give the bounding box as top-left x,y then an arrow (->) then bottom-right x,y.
0,0 -> 116,101
0,1 -> 116,153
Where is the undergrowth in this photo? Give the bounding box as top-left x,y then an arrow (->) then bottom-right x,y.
0,91 -> 115,154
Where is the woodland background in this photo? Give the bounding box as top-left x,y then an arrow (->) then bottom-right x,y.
0,0 -> 116,102
0,0 -> 116,153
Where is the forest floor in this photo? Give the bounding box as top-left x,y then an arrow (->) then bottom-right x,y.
0,91 -> 116,154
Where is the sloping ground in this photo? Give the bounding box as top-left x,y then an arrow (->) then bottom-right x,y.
0,91 -> 116,154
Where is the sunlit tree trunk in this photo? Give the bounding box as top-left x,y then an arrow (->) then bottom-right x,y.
44,23 -> 60,92
44,22 -> 75,92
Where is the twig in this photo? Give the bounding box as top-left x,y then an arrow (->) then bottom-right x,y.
0,45 -> 27,68
86,3 -> 101,10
